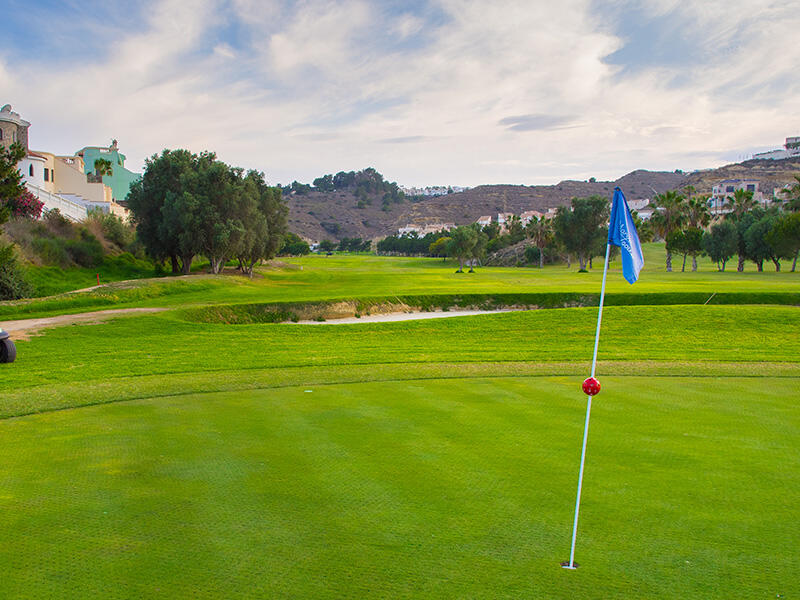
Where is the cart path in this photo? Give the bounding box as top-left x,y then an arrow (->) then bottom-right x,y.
1,308 -> 168,340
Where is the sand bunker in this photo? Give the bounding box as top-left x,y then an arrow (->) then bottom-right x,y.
293,308 -> 519,325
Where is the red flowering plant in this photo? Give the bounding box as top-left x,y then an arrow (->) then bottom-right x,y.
7,190 -> 44,219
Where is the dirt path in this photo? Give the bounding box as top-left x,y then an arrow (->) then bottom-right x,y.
1,308 -> 167,341
294,308 -> 520,325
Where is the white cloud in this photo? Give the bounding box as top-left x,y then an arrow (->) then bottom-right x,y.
2,0 -> 799,187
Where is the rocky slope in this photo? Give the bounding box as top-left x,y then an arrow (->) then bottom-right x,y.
285,158 -> 800,242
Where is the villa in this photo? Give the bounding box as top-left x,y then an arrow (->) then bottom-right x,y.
1,104 -> 136,221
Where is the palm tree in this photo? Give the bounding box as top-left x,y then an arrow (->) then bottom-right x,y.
525,216 -> 553,268
94,158 -> 113,178
725,188 -> 756,219
724,188 -> 756,271
781,175 -> 800,212
650,190 -> 686,271
684,195 -> 711,228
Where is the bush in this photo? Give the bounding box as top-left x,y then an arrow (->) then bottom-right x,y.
0,245 -> 33,299
8,190 -> 44,219
85,210 -> 134,249
65,229 -> 104,267
31,236 -> 70,266
524,246 -> 541,264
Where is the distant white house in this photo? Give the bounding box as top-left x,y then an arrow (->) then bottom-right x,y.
753,136 -> 800,160
708,179 -> 765,214
520,210 -> 544,225
476,215 -> 492,227
398,222 -> 455,236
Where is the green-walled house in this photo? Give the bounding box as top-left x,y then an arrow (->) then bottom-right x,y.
76,140 -> 140,203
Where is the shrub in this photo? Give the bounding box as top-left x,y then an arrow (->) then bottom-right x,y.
0,244 -> 33,299
31,236 -> 70,266
85,210 -> 134,249
64,229 -> 104,267
7,190 -> 44,219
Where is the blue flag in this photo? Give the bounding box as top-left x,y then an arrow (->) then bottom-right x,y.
607,187 -> 644,284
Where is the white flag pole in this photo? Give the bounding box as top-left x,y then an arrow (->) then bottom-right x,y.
563,241 -> 612,570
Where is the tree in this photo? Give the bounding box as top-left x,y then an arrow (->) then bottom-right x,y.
93,158 -> 113,178
766,212 -> 800,272
447,226 -> 477,272
470,226 -> 489,272
128,149 -> 287,276
319,239 -> 336,252
127,149 -> 198,273
429,236 -> 450,259
235,171 -> 288,275
552,196 -> 609,271
650,190 -> 686,271
668,227 -> 703,272
744,213 -> 780,271
780,175 -> 800,212
525,216 -> 552,268
506,215 -> 525,244
723,188 -> 758,272
279,232 -> 311,256
702,222 -> 737,271
0,142 -> 26,210
0,142 -> 33,299
725,188 -> 757,220
684,195 -> 711,228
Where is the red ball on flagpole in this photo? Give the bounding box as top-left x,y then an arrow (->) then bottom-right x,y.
582,377 -> 601,396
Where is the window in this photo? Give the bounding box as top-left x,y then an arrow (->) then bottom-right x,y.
29,164 -> 34,177
726,186 -> 734,193
0,129 -> 3,140
44,168 -> 49,182
746,184 -> 755,192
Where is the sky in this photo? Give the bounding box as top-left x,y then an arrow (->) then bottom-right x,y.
1,0 -> 799,187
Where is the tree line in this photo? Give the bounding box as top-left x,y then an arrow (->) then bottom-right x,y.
285,167 -> 405,211
373,177 -> 800,273
127,149 -> 288,276
650,182 -> 800,272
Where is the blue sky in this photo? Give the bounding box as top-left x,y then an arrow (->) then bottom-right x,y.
1,0 -> 798,187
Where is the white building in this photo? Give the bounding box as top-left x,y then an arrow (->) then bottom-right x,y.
398,222 -> 455,236
519,210 -> 544,225
753,136 -> 800,160
2,104 -> 127,221
708,179 -> 764,215
476,215 -> 492,227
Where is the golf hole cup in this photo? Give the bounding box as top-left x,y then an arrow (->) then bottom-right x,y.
582,377 -> 600,396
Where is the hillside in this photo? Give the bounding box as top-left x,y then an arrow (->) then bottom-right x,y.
285,158 -> 800,242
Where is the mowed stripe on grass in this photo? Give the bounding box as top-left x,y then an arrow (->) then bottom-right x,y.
0,377 -> 796,598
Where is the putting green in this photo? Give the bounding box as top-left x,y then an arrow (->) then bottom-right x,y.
0,377 -> 796,598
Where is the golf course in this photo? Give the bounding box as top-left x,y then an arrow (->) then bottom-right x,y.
1,244 -> 798,598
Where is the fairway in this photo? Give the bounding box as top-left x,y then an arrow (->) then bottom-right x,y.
1,251 -> 799,598
0,377 -> 796,598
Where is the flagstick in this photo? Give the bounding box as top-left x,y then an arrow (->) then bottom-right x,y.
564,242 -> 612,570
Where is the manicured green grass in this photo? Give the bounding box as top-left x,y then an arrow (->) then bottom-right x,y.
0,251 -> 798,598
0,377 -> 796,598
4,305 -> 799,414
